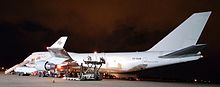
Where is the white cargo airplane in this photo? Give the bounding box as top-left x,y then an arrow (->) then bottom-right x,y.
6,11 -> 211,79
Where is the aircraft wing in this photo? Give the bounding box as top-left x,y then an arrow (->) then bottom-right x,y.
47,47 -> 71,59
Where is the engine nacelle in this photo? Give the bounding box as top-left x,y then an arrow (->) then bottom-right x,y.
35,61 -> 56,71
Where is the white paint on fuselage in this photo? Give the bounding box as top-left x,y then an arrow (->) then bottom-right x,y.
68,51 -> 201,73
25,51 -> 201,73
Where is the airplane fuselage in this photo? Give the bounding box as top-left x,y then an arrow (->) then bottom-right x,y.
26,51 -> 201,73
69,51 -> 201,73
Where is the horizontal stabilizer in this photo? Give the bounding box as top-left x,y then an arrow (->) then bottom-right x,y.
159,44 -> 206,58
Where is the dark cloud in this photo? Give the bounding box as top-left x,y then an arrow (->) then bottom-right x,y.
0,20 -> 58,66
18,21 -> 49,32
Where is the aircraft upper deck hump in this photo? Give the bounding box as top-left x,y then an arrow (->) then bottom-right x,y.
148,11 -> 211,51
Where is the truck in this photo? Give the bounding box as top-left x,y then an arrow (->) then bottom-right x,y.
14,67 -> 37,76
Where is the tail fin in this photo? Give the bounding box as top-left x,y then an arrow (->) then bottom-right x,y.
50,36 -> 67,48
47,36 -> 73,63
148,11 -> 211,51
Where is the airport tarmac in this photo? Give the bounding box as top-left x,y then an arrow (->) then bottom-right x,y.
0,72 -> 219,87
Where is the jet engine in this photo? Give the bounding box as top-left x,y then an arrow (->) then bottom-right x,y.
35,61 -> 56,71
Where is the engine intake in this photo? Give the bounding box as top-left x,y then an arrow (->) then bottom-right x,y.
35,61 -> 56,71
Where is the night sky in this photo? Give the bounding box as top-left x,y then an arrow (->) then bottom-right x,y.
0,0 -> 220,82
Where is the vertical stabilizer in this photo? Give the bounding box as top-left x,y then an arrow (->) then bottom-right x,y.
148,11 -> 211,51
50,36 -> 67,48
